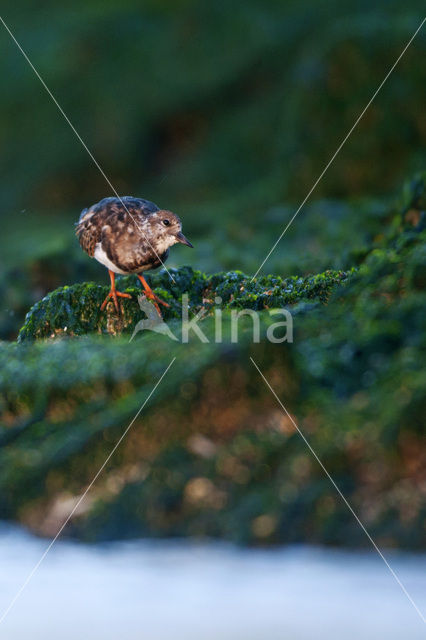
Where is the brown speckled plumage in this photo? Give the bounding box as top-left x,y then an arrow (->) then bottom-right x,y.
75,196 -> 193,314
76,196 -> 192,274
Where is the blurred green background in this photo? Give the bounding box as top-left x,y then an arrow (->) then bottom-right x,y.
1,2 -> 426,284
0,2 -> 425,548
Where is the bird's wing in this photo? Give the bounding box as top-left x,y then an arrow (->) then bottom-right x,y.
75,207 -> 103,257
75,197 -> 160,265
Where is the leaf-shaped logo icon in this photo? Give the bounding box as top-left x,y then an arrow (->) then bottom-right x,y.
129,295 -> 179,342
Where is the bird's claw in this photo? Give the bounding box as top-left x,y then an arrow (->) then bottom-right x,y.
147,292 -> 170,307
143,291 -> 169,317
100,290 -> 132,314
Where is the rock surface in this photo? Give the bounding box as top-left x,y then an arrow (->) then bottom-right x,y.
1,174 -> 425,547
17,267 -> 352,341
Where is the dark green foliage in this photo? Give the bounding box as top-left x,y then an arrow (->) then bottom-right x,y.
70,201 -> 426,548
1,1 -> 425,215
1,1 -> 426,327
1,173 -> 425,548
1,2 -> 426,549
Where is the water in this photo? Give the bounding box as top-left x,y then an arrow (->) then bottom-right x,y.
0,525 -> 424,639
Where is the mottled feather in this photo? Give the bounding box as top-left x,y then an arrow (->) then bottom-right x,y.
75,196 -> 186,274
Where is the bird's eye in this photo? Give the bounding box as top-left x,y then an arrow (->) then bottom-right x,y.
162,219 -> 170,226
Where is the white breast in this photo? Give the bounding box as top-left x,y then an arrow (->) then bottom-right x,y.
93,244 -> 129,275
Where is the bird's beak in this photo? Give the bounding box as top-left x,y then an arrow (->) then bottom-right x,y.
175,231 -> 193,248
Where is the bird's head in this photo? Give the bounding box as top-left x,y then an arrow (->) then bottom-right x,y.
150,209 -> 193,253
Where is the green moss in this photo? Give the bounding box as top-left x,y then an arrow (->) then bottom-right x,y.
17,267 -> 353,341
399,170 -> 426,218
1,192 -> 426,547
18,282 -> 134,341
1,1 -> 426,549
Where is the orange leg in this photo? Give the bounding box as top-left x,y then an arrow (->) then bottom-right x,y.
100,269 -> 132,313
137,274 -> 169,316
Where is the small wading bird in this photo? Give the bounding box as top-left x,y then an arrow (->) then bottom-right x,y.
75,196 -> 193,316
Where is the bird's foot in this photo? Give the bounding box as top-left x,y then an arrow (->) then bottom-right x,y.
145,290 -> 170,308
136,274 -> 169,317
100,289 -> 132,313
143,290 -> 169,317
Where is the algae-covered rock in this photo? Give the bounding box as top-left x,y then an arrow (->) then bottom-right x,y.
1,173 -> 426,548
1,202 -> 425,547
17,282 -> 143,342
1,0 -> 426,552
17,267 -> 353,341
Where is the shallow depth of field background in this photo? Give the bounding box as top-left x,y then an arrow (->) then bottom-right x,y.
0,2 -> 425,638
1,1 -> 425,286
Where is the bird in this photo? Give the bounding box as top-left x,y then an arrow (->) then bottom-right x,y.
75,196 -> 193,316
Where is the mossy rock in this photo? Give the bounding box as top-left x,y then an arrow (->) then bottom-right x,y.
17,266 -> 353,341
1,206 -> 426,548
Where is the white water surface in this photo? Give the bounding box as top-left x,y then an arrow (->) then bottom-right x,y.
0,525 -> 424,639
